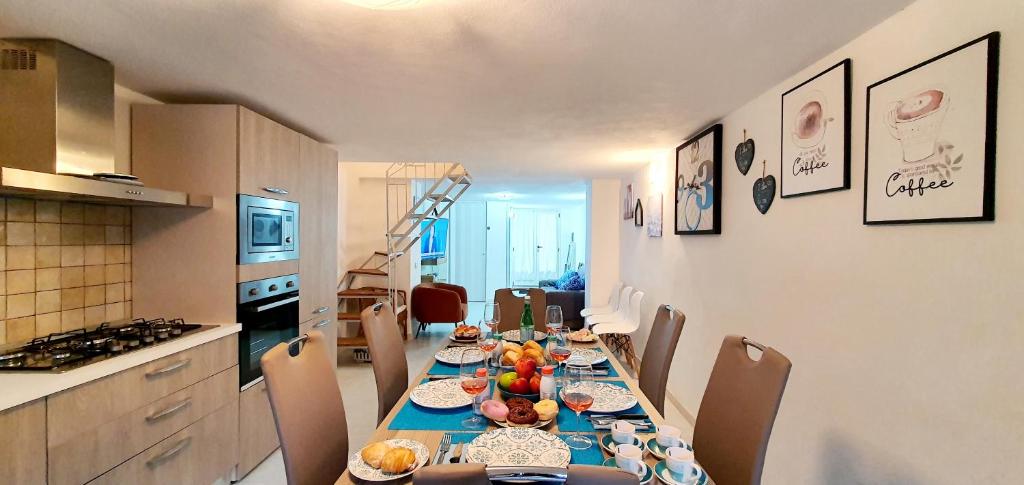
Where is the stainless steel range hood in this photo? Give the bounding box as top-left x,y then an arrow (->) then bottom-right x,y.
0,39 -> 210,207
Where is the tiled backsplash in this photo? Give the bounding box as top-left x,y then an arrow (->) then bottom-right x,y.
0,198 -> 132,345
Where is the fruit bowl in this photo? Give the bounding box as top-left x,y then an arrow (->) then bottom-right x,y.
499,388 -> 541,403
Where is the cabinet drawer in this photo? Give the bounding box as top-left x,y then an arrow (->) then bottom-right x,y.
48,335 -> 237,447
88,401 -> 238,485
49,367 -> 238,485
237,379 -> 280,477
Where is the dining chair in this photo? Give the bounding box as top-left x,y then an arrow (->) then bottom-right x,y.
361,302 -> 409,425
493,288 -> 547,333
590,290 -> 644,369
637,304 -> 686,416
584,286 -> 633,327
411,282 -> 469,337
692,336 -> 792,485
261,330 -> 349,485
565,464 -> 640,484
412,463 -> 490,484
413,464 -> 639,484
580,281 -> 623,318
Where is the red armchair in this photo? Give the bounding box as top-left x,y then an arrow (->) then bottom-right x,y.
411,283 -> 469,337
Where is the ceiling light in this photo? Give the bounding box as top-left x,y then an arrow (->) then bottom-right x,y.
342,0 -> 424,10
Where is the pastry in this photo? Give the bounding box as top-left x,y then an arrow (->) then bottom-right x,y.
503,342 -> 524,355
481,400 -> 509,422
522,348 -> 545,366
502,350 -> 522,366
568,329 -> 596,342
453,325 -> 480,340
505,397 -> 533,411
533,399 -> 558,421
522,340 -> 542,352
380,447 -> 417,474
507,406 -> 540,426
360,441 -> 392,468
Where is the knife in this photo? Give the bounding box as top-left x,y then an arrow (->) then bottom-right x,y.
442,443 -> 459,465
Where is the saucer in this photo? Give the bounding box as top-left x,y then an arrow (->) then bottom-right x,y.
601,457 -> 653,484
654,460 -> 708,485
645,438 -> 692,460
600,433 -> 646,455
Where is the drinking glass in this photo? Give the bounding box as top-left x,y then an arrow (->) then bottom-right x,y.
459,348 -> 488,429
483,303 -> 500,336
478,328 -> 499,375
545,305 -> 563,335
549,328 -> 572,373
562,363 -> 595,450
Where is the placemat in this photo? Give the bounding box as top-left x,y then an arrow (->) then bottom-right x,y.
555,380 -> 645,432
447,432 -> 605,465
388,379 -> 487,431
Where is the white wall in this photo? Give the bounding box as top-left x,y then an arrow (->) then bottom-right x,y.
619,0 -> 1023,483
586,179 -> 620,308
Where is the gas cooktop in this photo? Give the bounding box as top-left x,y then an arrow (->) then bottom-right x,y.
0,318 -> 215,373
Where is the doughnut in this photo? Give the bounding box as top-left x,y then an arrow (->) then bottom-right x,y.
533,399 -> 558,421
507,406 -> 539,426
481,400 -> 509,422
505,397 -> 533,411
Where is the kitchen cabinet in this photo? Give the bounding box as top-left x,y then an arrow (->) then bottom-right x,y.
301,314 -> 338,364
238,107 -> 301,201
0,399 -> 46,485
238,379 -> 280,478
298,135 -> 339,321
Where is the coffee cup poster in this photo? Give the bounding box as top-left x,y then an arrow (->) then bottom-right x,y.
780,59 -> 851,197
864,33 -> 999,224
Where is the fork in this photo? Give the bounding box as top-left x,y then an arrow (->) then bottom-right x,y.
432,433 -> 452,466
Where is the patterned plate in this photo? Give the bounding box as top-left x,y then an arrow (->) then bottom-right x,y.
347,439 -> 430,482
501,329 -> 548,342
466,428 -> 571,468
602,457 -> 654,484
566,347 -> 608,365
561,382 -> 638,414
434,346 -> 485,365
646,438 -> 693,460
567,330 -> 598,343
449,334 -> 479,344
409,378 -> 475,409
654,460 -> 708,485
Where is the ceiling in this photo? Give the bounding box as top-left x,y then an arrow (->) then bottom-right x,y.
0,0 -> 912,182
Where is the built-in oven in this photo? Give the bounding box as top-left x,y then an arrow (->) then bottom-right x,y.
238,194 -> 299,264
238,274 -> 299,389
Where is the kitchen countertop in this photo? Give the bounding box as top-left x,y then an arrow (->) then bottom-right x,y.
0,323 -> 241,412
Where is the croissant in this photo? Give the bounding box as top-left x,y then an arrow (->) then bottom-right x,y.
380,447 -> 417,474
360,441 -> 392,468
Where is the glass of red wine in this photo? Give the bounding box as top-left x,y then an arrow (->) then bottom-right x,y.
562,363 -> 595,449
460,348 -> 489,429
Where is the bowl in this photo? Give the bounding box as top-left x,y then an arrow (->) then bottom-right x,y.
499,388 -> 541,403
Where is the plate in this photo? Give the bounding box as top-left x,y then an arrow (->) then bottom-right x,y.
654,460 -> 708,485
567,331 -> 598,343
434,346 -> 484,365
601,457 -> 654,484
561,382 -> 638,414
347,439 -> 430,482
566,347 -> 608,365
449,334 -> 479,344
465,428 -> 571,468
501,329 -> 548,342
646,438 -> 693,460
599,434 -> 647,455
409,378 -> 475,409
493,416 -> 553,429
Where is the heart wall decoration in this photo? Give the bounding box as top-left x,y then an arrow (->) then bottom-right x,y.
735,129 -> 755,175
753,161 -> 776,215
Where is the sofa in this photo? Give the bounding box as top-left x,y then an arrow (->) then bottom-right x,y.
539,280 -> 586,330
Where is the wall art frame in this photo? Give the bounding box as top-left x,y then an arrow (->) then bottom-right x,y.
674,124 -> 722,235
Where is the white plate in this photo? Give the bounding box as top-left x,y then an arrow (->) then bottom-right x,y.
347,439 -> 430,482
501,329 -> 548,342
466,428 -> 571,468
449,334 -> 480,344
567,331 -> 598,343
434,346 -> 485,365
600,433 -> 647,455
409,378 -> 475,409
566,347 -> 608,365
561,382 -> 638,414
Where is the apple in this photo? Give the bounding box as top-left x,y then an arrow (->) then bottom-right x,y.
529,374 -> 541,394
509,377 -> 531,394
515,358 -> 537,379
498,371 -> 518,391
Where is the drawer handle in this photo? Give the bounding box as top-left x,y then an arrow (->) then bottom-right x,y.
145,359 -> 192,378
313,306 -> 329,314
261,186 -> 289,195
146,437 -> 192,468
145,398 -> 192,423
313,319 -> 331,328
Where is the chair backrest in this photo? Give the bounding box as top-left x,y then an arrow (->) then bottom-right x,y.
625,291 -> 644,329
412,463 -> 490,485
493,288 -> 547,332
361,303 -> 409,425
638,305 -> 686,416
605,281 -> 624,308
261,331 -> 348,485
565,464 -> 640,484
692,336 -> 792,485
613,286 -> 634,318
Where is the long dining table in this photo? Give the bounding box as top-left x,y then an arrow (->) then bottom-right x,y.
335,334 -> 711,484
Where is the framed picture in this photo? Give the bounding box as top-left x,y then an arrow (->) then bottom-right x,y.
780,59 -> 851,197
647,192 -> 663,237
675,124 -> 722,235
634,199 -> 644,227
864,32 -> 999,224
623,184 -> 634,220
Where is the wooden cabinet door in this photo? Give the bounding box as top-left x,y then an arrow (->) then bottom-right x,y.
298,135 -> 326,318
301,315 -> 337,364
237,379 -> 279,477
238,107 -> 301,201
318,144 -> 340,316
0,399 -> 46,485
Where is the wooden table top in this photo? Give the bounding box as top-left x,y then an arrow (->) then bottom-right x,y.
336,337 -> 709,484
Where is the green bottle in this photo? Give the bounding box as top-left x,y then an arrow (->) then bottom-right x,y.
519,295 -> 535,344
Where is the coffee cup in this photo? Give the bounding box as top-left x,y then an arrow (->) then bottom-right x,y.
885,88 -> 949,163
665,446 -> 696,476
656,425 -> 681,448
611,420 -> 636,444
614,443 -> 646,476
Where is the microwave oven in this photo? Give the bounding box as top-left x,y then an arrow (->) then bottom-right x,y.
238,194 -> 299,264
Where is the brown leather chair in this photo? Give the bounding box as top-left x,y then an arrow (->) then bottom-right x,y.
413,464 -> 638,484
692,336 -> 792,485
361,302 -> 409,425
638,304 -> 686,416
412,282 -> 469,337
261,331 -> 348,485
566,464 -> 640,484
493,288 -> 546,333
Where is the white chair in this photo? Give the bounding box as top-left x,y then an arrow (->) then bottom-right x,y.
592,290 -> 644,370
580,281 -> 623,318
585,286 -> 633,328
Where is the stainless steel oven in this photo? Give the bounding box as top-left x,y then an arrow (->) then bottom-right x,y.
238,274 -> 299,389
238,194 -> 298,264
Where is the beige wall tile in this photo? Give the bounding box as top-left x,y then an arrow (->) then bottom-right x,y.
83,305 -> 105,326
124,263 -> 132,282
84,285 -> 105,306
7,293 -> 34,319
105,245 -> 125,264
83,205 -> 105,225
60,246 -> 84,267
35,312 -> 60,336
35,246 -> 60,268
60,267 -> 84,288
60,287 -> 84,311
0,296 -> 5,319
0,321 -> 5,345
35,223 -> 60,246
0,247 -> 5,270
6,316 -> 34,343
105,264 -> 125,284
105,226 -> 125,244
35,201 -> 60,223
124,301 -> 132,319
7,199 -> 34,222
84,265 -> 104,286
124,246 -> 132,263
36,268 -> 60,291
6,222 -> 34,246
7,270 -> 34,294
8,247 -> 34,269
36,290 -> 60,314
60,203 -> 84,224
83,225 -> 104,245
104,206 -> 126,225
105,302 -> 125,321
60,224 -> 84,245
105,283 -> 124,303
0,271 -> 5,295
0,222 -> 6,245
60,308 -> 84,331
84,245 -> 105,265
0,199 -> 5,221
124,282 -> 132,301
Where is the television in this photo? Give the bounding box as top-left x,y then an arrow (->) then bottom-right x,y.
420,219 -> 449,259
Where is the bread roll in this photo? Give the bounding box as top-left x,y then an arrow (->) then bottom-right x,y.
360,441 -> 392,468
380,447 -> 417,474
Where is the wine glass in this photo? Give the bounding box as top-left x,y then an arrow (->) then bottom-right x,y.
459,348 -> 488,429
562,363 -> 595,450
549,328 -> 572,374
483,302 -> 500,336
478,328 -> 499,375
545,305 -> 563,335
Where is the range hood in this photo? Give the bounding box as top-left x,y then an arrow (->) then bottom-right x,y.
0,39 -> 210,207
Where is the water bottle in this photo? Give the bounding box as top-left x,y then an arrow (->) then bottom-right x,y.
539,365 -> 557,401
519,295 -> 535,344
